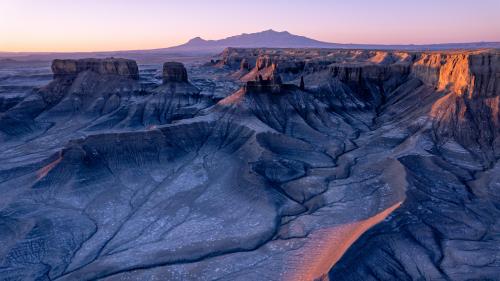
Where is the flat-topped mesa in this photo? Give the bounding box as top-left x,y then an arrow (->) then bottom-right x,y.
163,62 -> 188,83
51,58 -> 139,80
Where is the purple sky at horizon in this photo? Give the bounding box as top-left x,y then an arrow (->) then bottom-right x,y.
0,0 -> 499,52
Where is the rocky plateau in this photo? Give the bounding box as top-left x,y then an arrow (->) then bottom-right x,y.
0,47 -> 499,281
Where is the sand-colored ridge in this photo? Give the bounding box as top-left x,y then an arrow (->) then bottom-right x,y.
285,202 -> 402,281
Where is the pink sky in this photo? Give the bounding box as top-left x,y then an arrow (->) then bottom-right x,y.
0,0 -> 499,52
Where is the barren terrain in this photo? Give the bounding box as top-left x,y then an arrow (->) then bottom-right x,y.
0,48 -> 498,280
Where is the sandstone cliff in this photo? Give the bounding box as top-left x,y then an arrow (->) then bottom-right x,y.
52,58 -> 139,80
428,52 -> 500,163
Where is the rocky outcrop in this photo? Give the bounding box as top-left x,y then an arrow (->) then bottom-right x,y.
431,94 -> 499,153
51,58 -> 139,80
411,52 -> 473,96
401,51 -> 499,98
162,62 -> 188,83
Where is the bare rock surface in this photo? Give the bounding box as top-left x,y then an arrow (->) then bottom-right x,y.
52,58 -> 139,80
0,49 -> 499,281
163,62 -> 188,83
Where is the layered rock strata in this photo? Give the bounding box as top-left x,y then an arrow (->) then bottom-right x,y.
52,58 -> 139,80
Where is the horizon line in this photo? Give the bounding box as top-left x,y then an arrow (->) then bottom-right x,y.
1,29 -> 500,54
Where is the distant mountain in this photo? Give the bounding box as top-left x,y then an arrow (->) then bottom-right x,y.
155,29 -> 500,54
157,29 -> 338,53
1,30 -> 499,62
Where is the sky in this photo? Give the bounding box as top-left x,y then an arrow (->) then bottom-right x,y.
0,0 -> 499,52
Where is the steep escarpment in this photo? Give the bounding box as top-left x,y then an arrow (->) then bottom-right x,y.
425,52 -> 500,163
411,51 -> 498,98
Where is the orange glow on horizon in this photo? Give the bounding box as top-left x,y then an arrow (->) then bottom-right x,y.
0,39 -> 186,53
0,0 -> 498,53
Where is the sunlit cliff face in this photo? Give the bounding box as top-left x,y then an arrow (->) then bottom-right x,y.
427,52 -> 499,155
414,51 -> 499,99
